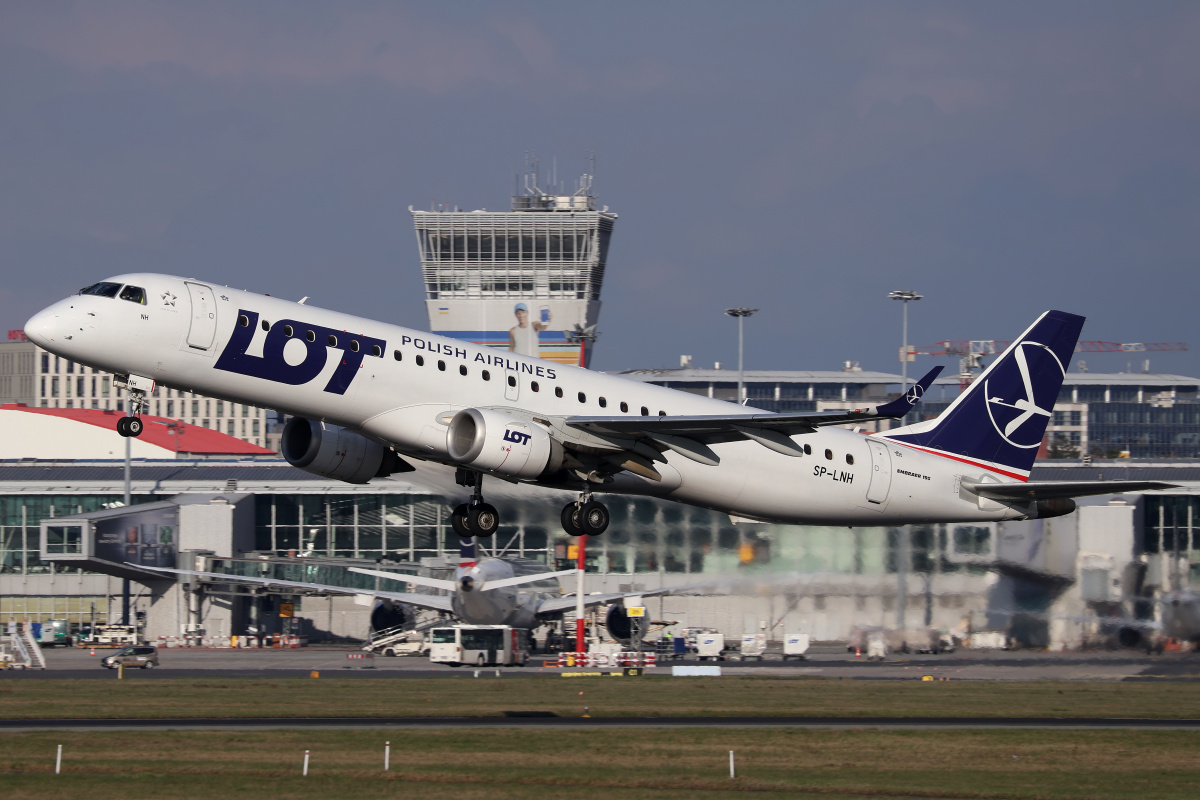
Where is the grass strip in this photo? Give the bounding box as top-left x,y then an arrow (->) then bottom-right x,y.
3,676 -> 1200,720
1,728 -> 1196,800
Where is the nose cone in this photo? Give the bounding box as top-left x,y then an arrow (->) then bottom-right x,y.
24,306 -> 59,348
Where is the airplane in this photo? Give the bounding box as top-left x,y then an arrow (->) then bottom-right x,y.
139,539 -> 666,635
25,274 -> 1176,538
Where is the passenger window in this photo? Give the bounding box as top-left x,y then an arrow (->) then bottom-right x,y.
482,370 -> 490,381
578,392 -> 586,403
119,285 -> 146,304
371,345 -> 382,357
350,340 -> 360,353
640,406 -> 649,416
416,355 -> 424,366
620,402 -> 628,413
283,325 -> 293,337
508,375 -> 517,387
599,397 -> 607,408
306,330 -> 315,342
238,315 -> 249,327
438,360 -> 446,371
658,410 -> 666,417
327,334 -> 337,347
262,320 -> 271,331
393,350 -> 402,361
825,449 -> 833,460
459,365 -> 468,376
846,454 -> 854,465
804,443 -> 812,455
555,387 -> 563,398
531,381 -> 540,392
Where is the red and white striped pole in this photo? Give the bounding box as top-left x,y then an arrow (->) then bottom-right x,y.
574,534 -> 587,655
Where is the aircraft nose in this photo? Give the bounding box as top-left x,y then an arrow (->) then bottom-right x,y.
24,306 -> 59,348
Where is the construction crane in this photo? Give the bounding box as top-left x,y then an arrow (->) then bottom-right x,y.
911,340 -> 1188,392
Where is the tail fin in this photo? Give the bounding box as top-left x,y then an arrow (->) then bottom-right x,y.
458,538 -> 477,568
884,310 -> 1084,479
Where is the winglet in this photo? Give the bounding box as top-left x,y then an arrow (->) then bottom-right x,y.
872,366 -> 942,418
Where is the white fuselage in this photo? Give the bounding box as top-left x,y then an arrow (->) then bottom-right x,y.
26,273 -> 1036,526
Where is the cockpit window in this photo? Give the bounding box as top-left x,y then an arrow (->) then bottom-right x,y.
119,285 -> 147,305
78,282 -> 121,298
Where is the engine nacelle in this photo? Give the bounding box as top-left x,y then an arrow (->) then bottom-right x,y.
605,604 -> 633,644
1033,498 -> 1077,519
446,408 -> 557,480
282,417 -> 406,484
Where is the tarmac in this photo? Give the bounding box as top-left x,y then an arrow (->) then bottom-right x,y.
7,642 -> 1200,682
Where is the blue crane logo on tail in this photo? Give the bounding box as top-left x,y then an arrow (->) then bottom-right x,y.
983,341 -> 1065,449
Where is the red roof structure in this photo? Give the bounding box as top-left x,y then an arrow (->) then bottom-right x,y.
0,404 -> 275,456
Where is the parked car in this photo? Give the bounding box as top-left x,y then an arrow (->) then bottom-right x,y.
101,645 -> 159,669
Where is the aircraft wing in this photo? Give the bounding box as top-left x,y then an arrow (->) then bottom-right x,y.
535,585 -> 682,616
963,480 -> 1179,501
565,366 -> 943,460
133,565 -> 455,614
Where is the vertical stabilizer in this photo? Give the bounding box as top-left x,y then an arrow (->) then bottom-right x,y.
884,310 -> 1084,479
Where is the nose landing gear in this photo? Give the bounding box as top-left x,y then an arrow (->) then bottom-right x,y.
115,378 -> 151,438
452,469 -> 500,539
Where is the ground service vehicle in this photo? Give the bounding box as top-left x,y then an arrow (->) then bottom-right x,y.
101,646 -> 159,669
428,625 -> 529,666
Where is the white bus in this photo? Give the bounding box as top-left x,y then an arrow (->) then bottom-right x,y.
428,625 -> 530,667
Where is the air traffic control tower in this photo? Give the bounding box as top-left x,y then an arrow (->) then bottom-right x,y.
411,165 -> 615,368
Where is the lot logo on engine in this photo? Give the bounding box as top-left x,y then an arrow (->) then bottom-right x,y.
503,428 -> 532,446
215,309 -> 385,394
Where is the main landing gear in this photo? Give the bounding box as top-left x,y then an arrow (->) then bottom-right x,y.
560,491 -> 610,537
452,469 -> 500,539
116,384 -> 148,438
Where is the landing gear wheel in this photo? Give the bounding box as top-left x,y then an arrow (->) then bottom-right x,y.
125,417 -> 143,437
579,501 -> 609,536
116,418 -> 130,437
451,503 -> 472,539
561,503 -> 584,537
468,503 -> 499,537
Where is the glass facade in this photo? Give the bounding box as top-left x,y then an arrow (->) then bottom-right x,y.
1088,403 -> 1200,459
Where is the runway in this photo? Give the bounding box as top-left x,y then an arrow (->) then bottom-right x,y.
7,643 -> 1200,682
4,715 -> 1200,732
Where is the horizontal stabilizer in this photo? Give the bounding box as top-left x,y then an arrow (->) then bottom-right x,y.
348,566 -> 457,591
963,480 -> 1178,501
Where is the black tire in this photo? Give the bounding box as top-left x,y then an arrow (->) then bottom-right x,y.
142,661 -> 155,669
383,648 -> 396,657
116,417 -> 130,437
126,417 -> 143,437
468,503 -> 499,537
451,504 -> 472,539
560,503 -> 583,536
476,654 -> 486,666
579,501 -> 609,536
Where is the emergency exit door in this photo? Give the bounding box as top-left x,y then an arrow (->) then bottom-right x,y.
866,439 -> 892,504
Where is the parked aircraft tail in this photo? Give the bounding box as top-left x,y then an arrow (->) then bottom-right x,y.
883,310 -> 1085,480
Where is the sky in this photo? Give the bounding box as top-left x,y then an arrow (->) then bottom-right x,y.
2,1 -> 1199,379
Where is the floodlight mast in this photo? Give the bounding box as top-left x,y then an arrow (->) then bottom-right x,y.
888,291 -> 922,395
724,308 -> 758,405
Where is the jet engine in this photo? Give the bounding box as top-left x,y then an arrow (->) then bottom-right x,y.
282,417 -> 409,484
605,603 -> 633,644
1034,498 -> 1076,519
446,408 -> 560,480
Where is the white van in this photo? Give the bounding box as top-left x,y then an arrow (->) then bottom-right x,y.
428,625 -> 529,667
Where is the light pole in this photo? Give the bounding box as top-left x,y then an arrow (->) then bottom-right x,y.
724,307 -> 758,405
887,291 -> 921,634
888,291 -> 922,394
